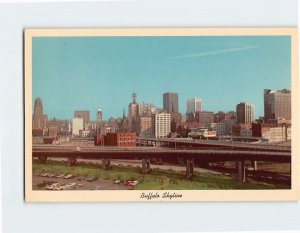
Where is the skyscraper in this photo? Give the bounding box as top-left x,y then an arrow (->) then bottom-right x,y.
136,116 -> 152,137
187,98 -> 201,113
128,93 -> 139,132
74,111 -> 90,126
264,89 -> 291,121
236,102 -> 255,124
72,117 -> 83,136
152,112 -> 171,138
32,97 -> 47,129
163,92 -> 178,113
195,111 -> 214,128
138,103 -> 156,116
33,97 -> 43,117
97,107 -> 102,122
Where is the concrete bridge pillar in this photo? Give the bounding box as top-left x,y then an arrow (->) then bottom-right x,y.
68,156 -> 77,166
251,160 -> 257,171
185,159 -> 194,179
142,158 -> 151,173
236,160 -> 246,184
38,156 -> 47,163
102,158 -> 112,170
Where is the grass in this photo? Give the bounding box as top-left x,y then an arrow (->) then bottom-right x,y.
32,160 -> 290,190
256,161 -> 291,174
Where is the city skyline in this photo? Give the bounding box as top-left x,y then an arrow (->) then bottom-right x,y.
32,36 -> 291,120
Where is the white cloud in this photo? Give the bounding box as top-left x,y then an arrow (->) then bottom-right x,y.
171,45 -> 260,60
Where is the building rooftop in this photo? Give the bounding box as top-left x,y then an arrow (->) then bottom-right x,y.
264,89 -> 291,94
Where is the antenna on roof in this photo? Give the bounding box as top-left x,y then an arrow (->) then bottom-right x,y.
132,93 -> 137,104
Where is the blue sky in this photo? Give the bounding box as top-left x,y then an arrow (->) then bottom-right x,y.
32,36 -> 291,121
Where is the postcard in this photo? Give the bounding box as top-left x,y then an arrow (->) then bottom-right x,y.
24,28 -> 299,202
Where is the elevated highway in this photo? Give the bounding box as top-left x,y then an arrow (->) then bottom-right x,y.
33,145 -> 290,163
136,137 -> 291,152
32,144 -> 291,183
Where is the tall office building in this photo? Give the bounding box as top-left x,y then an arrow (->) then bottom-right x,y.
128,93 -> 139,132
136,116 -> 152,137
225,111 -> 237,121
187,98 -> 201,113
210,121 -> 226,136
195,111 -> 214,128
152,112 -> 171,138
74,111 -> 90,126
264,89 -> 291,121
72,117 -> 83,136
32,97 -> 47,129
163,92 -> 178,113
236,102 -> 255,124
138,103 -> 156,116
97,107 -> 102,122
213,111 -> 225,123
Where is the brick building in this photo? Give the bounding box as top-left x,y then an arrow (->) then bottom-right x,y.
232,123 -> 252,136
103,132 -> 136,147
252,121 -> 291,143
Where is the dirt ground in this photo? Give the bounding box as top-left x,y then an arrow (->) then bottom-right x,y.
32,173 -> 133,190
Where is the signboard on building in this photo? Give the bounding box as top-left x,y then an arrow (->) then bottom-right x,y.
204,131 -> 217,138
